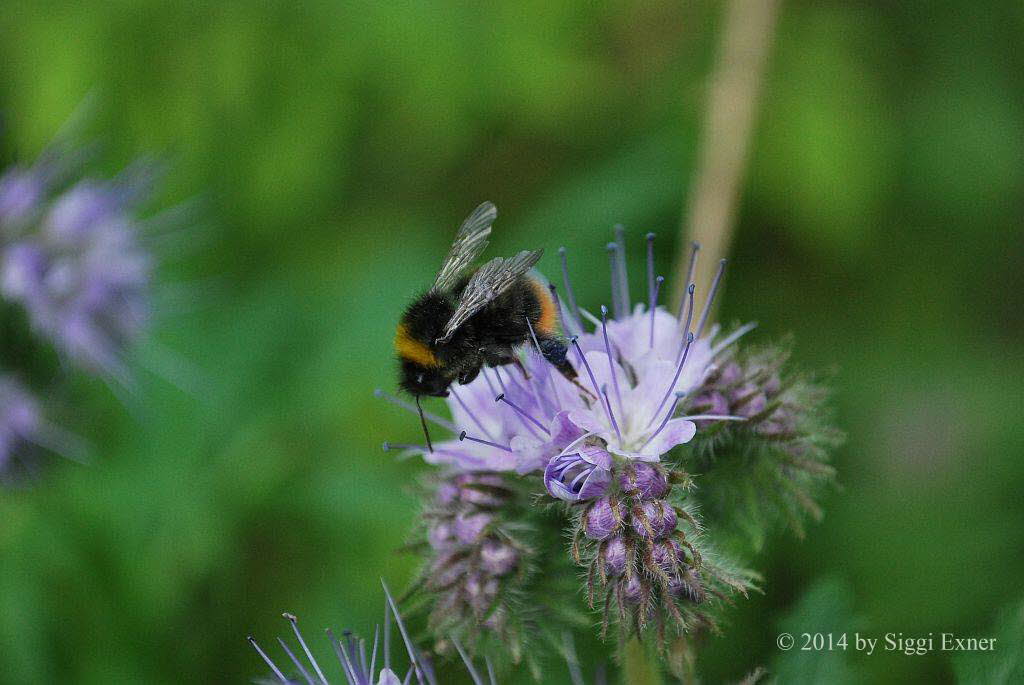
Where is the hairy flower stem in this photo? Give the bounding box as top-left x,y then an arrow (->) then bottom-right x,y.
621,637 -> 663,685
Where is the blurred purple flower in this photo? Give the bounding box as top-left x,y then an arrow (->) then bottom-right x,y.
1,166 -> 152,386
0,167 -> 46,228
0,376 -> 43,479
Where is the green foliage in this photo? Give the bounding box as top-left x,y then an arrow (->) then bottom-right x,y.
768,578 -> 863,684
954,599 -> 1024,685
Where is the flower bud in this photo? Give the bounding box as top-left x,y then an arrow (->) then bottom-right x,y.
630,500 -> 677,539
669,568 -> 706,604
718,362 -> 742,387
584,497 -> 621,540
429,552 -> 469,589
435,481 -> 460,505
479,538 -> 518,576
620,575 -> 644,605
649,538 -> 683,571
731,382 -> 767,417
618,462 -> 668,499
453,512 -> 491,544
456,473 -> 508,507
427,521 -> 454,550
464,572 -> 499,613
600,536 -> 628,577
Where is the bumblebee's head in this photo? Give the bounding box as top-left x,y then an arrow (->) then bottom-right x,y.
399,360 -> 450,397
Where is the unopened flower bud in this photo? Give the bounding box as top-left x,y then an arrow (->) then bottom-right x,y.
456,473 -> 508,506
669,568 -> 705,604
427,521 -> 454,550
620,575 -> 644,604
453,512 -> 491,544
631,500 -> 677,539
600,536 -> 628,577
618,462 -> 668,499
719,362 -> 742,387
649,538 -> 683,571
479,538 -> 518,576
584,497 -> 620,540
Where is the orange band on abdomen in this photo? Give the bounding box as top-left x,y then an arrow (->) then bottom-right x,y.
530,278 -> 557,335
394,323 -> 441,367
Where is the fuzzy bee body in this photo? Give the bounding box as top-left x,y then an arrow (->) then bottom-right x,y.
395,202 -> 569,398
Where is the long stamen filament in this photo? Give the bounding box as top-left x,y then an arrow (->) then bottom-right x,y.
606,243 -> 623,320
650,332 -> 694,429
496,393 -> 549,435
696,258 -> 727,339
601,384 -> 623,445
613,224 -> 630,316
247,636 -> 288,684
459,430 -> 513,453
649,275 -> 664,349
677,241 -> 701,319
571,337 -> 619,440
676,284 -> 696,362
642,391 -> 686,449
600,306 -> 623,415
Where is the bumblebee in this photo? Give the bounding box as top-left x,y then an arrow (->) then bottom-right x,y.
395,202 -> 570,404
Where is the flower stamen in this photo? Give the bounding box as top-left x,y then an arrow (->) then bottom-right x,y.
650,275 -> 664,349
696,258 -> 727,339
459,430 -> 513,453
495,393 -> 548,435
677,241 -> 701,320
599,306 -> 623,414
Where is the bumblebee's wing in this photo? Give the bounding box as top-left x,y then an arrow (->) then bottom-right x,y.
432,201 -> 498,291
437,249 -> 543,343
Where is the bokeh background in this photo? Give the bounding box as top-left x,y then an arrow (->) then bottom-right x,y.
1,1 -> 1022,683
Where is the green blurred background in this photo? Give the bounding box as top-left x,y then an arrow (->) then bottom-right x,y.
1,1 -> 1022,683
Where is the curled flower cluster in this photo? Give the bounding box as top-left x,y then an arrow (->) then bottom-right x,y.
0,376 -> 44,483
421,471 -> 523,629
688,343 -> 841,541
0,136 -> 161,483
1,164 -> 152,384
379,223 -> 839,673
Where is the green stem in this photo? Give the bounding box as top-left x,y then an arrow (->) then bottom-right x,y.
621,637 -> 662,685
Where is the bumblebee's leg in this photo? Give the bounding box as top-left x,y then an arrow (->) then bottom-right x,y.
510,349 -> 531,380
539,337 -> 576,380
457,365 -> 481,385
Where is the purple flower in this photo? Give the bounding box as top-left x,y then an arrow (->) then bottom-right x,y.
0,169 -> 153,385
544,444 -> 612,501
0,376 -> 43,479
0,167 -> 45,228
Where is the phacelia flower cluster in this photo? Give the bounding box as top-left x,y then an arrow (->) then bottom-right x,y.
1,162 -> 152,386
378,221 -> 838,674
418,471 -> 524,634
1,134 -> 161,483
